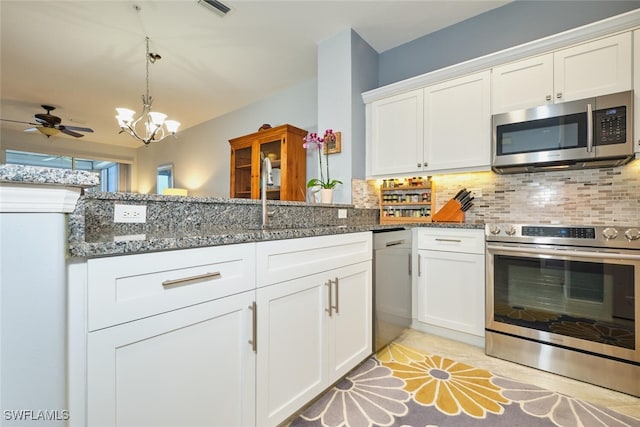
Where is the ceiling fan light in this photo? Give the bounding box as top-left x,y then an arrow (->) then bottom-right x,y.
164,120 -> 181,133
38,127 -> 60,137
149,111 -> 167,126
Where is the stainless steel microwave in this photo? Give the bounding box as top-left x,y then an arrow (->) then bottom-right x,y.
492,90 -> 634,174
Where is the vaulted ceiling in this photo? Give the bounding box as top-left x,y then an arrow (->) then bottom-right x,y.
0,1 -> 509,147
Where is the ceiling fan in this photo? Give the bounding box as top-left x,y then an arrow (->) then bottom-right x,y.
1,105 -> 94,138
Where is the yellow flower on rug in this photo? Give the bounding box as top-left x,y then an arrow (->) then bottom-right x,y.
380,344 -> 509,418
376,342 -> 425,364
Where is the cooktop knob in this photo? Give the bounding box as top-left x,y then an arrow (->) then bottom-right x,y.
505,225 -> 517,236
489,225 -> 501,235
624,228 -> 640,241
602,227 -> 618,240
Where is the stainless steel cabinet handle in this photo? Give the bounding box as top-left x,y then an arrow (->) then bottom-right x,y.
418,254 -> 421,277
331,277 -> 340,314
586,102 -> 593,153
556,92 -> 562,99
386,240 -> 405,247
408,253 -> 412,275
546,94 -> 552,101
325,281 -> 333,317
417,162 -> 422,168
162,271 -> 221,288
435,238 -> 462,243
248,302 -> 257,353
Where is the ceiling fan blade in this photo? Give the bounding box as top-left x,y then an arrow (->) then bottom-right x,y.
1,118 -> 39,126
59,126 -> 84,138
62,125 -> 94,133
24,127 -> 39,132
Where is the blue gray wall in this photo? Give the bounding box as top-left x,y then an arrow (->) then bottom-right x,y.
379,1 -> 640,86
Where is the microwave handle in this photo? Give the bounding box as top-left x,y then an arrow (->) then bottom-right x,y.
587,103 -> 593,152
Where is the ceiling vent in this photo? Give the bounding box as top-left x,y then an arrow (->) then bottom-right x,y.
198,0 -> 231,16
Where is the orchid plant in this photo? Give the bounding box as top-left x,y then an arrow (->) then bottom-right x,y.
303,129 -> 342,189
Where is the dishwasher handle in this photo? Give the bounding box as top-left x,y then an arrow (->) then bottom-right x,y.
385,240 -> 406,247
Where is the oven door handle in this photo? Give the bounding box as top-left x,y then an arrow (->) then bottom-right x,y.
486,243 -> 640,260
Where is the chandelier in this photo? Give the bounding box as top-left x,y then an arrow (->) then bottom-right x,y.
116,37 -> 180,145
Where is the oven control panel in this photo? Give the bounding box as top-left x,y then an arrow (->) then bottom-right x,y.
521,226 -> 595,239
485,224 -> 640,249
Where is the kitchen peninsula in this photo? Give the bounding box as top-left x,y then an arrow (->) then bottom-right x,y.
0,164 -> 484,427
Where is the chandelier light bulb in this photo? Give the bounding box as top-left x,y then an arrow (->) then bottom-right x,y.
164,120 -> 181,134
149,111 -> 167,126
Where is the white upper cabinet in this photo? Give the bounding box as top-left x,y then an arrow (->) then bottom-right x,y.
554,32 -> 632,102
368,89 -> 424,176
423,70 -> 491,172
367,71 -> 490,177
491,54 -> 554,113
492,32 -> 632,114
634,30 -> 640,152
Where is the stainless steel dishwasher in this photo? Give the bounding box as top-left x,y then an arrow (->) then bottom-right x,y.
373,228 -> 412,351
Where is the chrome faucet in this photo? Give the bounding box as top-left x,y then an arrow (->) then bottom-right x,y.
261,157 -> 274,227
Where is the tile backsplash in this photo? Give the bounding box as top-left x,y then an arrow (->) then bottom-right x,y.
355,158 -> 640,225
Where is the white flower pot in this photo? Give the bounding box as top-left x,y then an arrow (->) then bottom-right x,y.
320,188 -> 333,204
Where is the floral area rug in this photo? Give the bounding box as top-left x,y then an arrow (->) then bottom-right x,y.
289,342 -> 640,427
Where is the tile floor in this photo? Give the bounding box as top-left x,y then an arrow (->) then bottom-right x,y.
396,328 -> 640,420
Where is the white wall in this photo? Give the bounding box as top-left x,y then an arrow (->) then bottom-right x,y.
135,78 -> 318,197
317,29 -> 378,204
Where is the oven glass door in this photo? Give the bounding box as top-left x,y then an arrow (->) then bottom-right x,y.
486,244 -> 639,361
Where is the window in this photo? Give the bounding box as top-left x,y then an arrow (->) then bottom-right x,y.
5,150 -> 130,192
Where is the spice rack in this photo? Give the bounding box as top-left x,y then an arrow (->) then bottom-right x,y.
379,177 -> 434,224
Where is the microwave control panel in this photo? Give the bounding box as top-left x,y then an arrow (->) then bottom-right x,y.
595,106 -> 626,145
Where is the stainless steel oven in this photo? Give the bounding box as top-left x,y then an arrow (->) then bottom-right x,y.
485,224 -> 640,396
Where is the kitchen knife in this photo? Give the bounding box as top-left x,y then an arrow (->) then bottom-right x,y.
453,188 -> 466,201
459,195 -> 474,206
461,201 -> 473,211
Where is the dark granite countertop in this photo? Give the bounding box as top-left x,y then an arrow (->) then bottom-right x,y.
0,164 -> 99,187
68,191 -> 483,258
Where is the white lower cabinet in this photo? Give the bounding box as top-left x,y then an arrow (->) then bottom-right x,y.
413,228 -> 485,345
87,291 -> 255,427
76,244 -> 256,427
75,233 -> 373,427
255,232 -> 373,427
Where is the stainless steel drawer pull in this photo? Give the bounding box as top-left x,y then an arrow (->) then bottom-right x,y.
435,238 -> 462,243
248,302 -> 257,353
385,240 -> 405,247
162,271 -> 222,288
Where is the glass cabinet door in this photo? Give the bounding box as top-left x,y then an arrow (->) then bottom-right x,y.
232,146 -> 253,199
260,139 -> 282,200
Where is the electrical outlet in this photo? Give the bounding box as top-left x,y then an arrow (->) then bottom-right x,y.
114,204 -> 147,223
338,209 -> 348,219
469,188 -> 483,198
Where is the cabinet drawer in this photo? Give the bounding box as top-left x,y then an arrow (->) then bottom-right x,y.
256,232 -> 372,287
415,228 -> 484,254
87,244 -> 255,331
